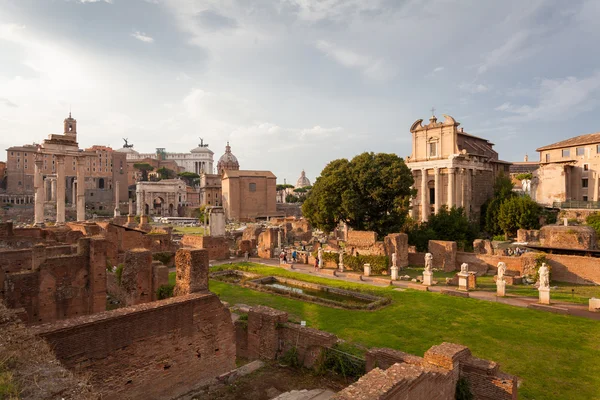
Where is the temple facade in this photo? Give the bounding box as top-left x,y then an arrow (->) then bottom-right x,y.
406,114 -> 510,222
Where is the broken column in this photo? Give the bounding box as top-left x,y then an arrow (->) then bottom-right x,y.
34,157 -> 45,226
56,155 -> 66,224
114,180 -> 120,217
76,157 -> 86,221
174,248 -> 209,296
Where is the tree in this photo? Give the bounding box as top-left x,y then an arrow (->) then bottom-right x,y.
302,152 -> 414,237
586,213 -> 600,237
483,173 -> 516,235
133,163 -> 154,181
407,206 -> 477,252
276,184 -> 294,191
498,195 -> 542,237
178,172 -> 200,186
156,167 -> 176,180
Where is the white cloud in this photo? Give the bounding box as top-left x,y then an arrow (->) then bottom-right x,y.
315,40 -> 395,81
432,66 -> 444,73
459,82 -> 490,94
496,72 -> 600,122
78,0 -> 113,3
477,30 -> 530,74
131,31 -> 154,43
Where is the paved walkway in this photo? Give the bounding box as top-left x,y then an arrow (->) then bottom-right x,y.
211,257 -> 600,321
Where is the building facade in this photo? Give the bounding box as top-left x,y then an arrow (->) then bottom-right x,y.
534,133 -> 600,206
407,114 -> 510,222
135,179 -> 187,217
221,170 -> 277,221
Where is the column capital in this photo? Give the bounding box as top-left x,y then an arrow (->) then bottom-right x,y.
448,167 -> 455,174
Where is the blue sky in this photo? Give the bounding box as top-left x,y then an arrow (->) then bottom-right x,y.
1,0 -> 599,184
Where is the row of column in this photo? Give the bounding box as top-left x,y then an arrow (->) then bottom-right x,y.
417,167 -> 473,222
0,195 -> 34,204
34,155 -> 86,226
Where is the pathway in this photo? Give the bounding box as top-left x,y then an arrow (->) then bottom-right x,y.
211,257 -> 600,321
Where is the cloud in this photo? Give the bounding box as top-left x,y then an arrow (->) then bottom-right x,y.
432,66 -> 444,73
0,98 -> 18,108
194,10 -> 238,32
131,31 -> 154,43
459,82 -> 490,94
77,0 -> 113,3
496,71 -> 600,122
477,31 -> 530,74
315,40 -> 395,81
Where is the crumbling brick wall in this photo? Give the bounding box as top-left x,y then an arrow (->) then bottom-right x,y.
347,230 -> 377,248
257,227 -> 279,259
516,229 -> 540,243
121,249 -> 169,306
174,248 -> 209,296
31,293 -> 236,400
539,225 -> 597,250
181,235 -> 230,260
384,233 -> 409,268
428,240 -> 457,272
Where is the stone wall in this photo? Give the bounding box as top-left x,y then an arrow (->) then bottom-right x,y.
516,229 -> 540,243
384,233 -> 409,268
347,230 -> 377,248
539,225 -> 597,250
257,227 -> 278,259
174,248 -> 209,296
428,240 -> 457,272
408,251 -> 425,266
181,234 -> 230,260
279,323 -> 338,368
120,249 -> 168,306
2,237 -> 107,325
32,292 -> 236,400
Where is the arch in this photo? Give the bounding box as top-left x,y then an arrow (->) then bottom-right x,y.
168,203 -> 174,216
153,196 -> 164,216
98,178 -> 105,189
145,203 -> 150,215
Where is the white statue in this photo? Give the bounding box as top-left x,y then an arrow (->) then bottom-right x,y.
460,263 -> 468,274
538,263 -> 550,289
424,253 -> 433,272
392,252 -> 397,268
497,262 -> 507,281
339,249 -> 344,265
521,179 -> 531,193
318,248 -> 323,268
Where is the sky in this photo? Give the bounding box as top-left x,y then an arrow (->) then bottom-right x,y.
1,0 -> 600,184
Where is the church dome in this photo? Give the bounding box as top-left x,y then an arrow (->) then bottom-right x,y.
295,170 -> 311,188
217,142 -> 240,174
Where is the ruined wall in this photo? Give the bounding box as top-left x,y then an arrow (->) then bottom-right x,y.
384,233 -> 409,268
347,230 -> 377,247
32,293 -> 236,400
279,323 -> 337,368
2,237 -> 107,324
521,253 -> 600,284
257,227 -> 278,258
428,240 -> 457,272
408,251 -> 426,266
181,234 -> 230,260
120,249 -> 168,306
539,225 -> 597,250
174,248 -> 209,296
516,229 -> 540,243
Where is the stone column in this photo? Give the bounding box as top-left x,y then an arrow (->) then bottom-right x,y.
447,167 -> 455,209
465,169 -> 472,217
434,167 -> 440,214
410,171 -> 418,220
114,180 -> 120,217
136,190 -> 142,215
457,168 -> 464,209
34,158 -> 45,226
50,177 -> 57,202
76,157 -> 86,221
44,178 -> 50,203
56,156 -> 66,224
72,180 -> 77,207
420,168 -> 428,222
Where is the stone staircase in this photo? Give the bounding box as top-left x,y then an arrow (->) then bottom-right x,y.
270,388 -> 336,400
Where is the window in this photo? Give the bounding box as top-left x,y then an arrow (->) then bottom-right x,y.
582,178 -> 589,188
545,153 -> 550,162
584,164 -> 589,171
249,183 -> 256,192
18,181 -> 21,186
583,196 -> 589,201
597,144 -> 600,153
428,142 -> 438,157
576,147 -> 585,156
562,149 -> 570,157
429,188 -> 435,205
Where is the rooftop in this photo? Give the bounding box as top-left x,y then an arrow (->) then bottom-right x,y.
536,132 -> 600,151
223,170 -> 276,179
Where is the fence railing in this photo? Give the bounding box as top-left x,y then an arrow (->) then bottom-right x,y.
553,201 -> 600,209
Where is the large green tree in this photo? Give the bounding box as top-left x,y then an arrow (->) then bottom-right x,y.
156,167 -> 176,180
302,152 -> 414,237
178,172 -> 200,186
408,206 -> 478,252
498,195 -> 542,237
483,173 -> 516,235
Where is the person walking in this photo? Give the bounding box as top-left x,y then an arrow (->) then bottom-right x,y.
292,250 -> 297,263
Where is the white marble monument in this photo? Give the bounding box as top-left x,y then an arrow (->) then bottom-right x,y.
423,252 -> 433,286
496,261 -> 507,297
363,263 -> 371,277
338,250 -> 345,272
458,263 -> 470,291
390,252 -> 398,280
538,263 -> 550,304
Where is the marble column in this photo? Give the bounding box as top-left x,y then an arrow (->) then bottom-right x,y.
56,156 -> 66,224
76,157 -> 86,221
447,167 -> 455,209
465,169 -> 472,217
34,158 -> 45,226
420,168 -> 428,222
457,169 -> 464,209
114,180 -> 120,217
434,167 -> 440,214
44,178 -> 50,203
72,181 -> 77,207
50,177 -> 57,202
128,198 -> 134,215
410,171 -> 418,220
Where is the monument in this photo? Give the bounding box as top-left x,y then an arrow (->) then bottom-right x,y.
496,262 -> 507,297
538,263 -> 550,304
423,252 -> 433,286
390,252 -> 398,280
363,263 -> 371,277
317,247 -> 323,269
338,250 -> 345,272
458,263 -> 469,291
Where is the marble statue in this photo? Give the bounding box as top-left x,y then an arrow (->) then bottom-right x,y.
317,248 -> 323,268
424,253 -> 433,272
392,252 -> 397,268
460,263 -> 468,274
538,263 -> 550,289
497,262 -> 507,281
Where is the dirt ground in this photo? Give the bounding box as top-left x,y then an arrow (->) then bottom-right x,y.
190,362 -> 350,400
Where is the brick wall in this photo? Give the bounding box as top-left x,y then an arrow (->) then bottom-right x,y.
347,230 -> 377,248
408,251 -> 425,266
517,229 -> 540,243
181,235 -> 230,260
279,323 -> 337,368
539,225 -> 597,250
428,240 -> 457,272
32,293 -> 236,400
384,233 -> 409,268
174,248 -> 209,296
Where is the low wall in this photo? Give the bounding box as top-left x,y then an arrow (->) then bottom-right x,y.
181,235 -> 230,260
32,292 -> 236,400
408,251 -> 425,266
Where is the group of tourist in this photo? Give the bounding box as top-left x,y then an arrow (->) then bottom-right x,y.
279,249 -> 298,264
503,247 -> 528,257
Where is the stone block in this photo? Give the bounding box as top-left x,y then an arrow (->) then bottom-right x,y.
538,287 -> 550,305
428,240 -> 457,272
458,273 -> 470,291
590,298 -> 600,312
174,248 -> 209,296
496,280 -> 506,297
121,249 -> 153,306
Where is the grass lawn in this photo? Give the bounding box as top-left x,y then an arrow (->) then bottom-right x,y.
173,263 -> 600,400
172,226 -> 205,235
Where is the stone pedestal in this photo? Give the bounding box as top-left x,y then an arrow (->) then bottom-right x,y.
496,280 -> 506,297
390,266 -> 398,281
423,270 -> 433,286
458,273 -> 470,291
538,287 -> 550,305
126,215 -> 136,228
363,263 -> 371,277
138,215 -> 151,231
589,298 -> 600,312
339,262 -> 345,272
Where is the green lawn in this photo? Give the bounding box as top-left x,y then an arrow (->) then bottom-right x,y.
175,263 -> 600,400
172,226 -> 206,235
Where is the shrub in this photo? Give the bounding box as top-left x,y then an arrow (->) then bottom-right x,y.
115,264 -> 124,285
492,235 -> 505,241
586,213 -> 600,237
153,252 -> 173,265
279,347 -> 300,368
315,345 -> 365,379
156,284 -> 174,300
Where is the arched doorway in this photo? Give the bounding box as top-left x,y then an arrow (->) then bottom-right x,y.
153,197 -> 164,215
168,203 -> 174,216
145,203 -> 150,216
98,178 -> 105,189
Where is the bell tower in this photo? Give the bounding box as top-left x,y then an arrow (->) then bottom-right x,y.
63,112 -> 77,138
